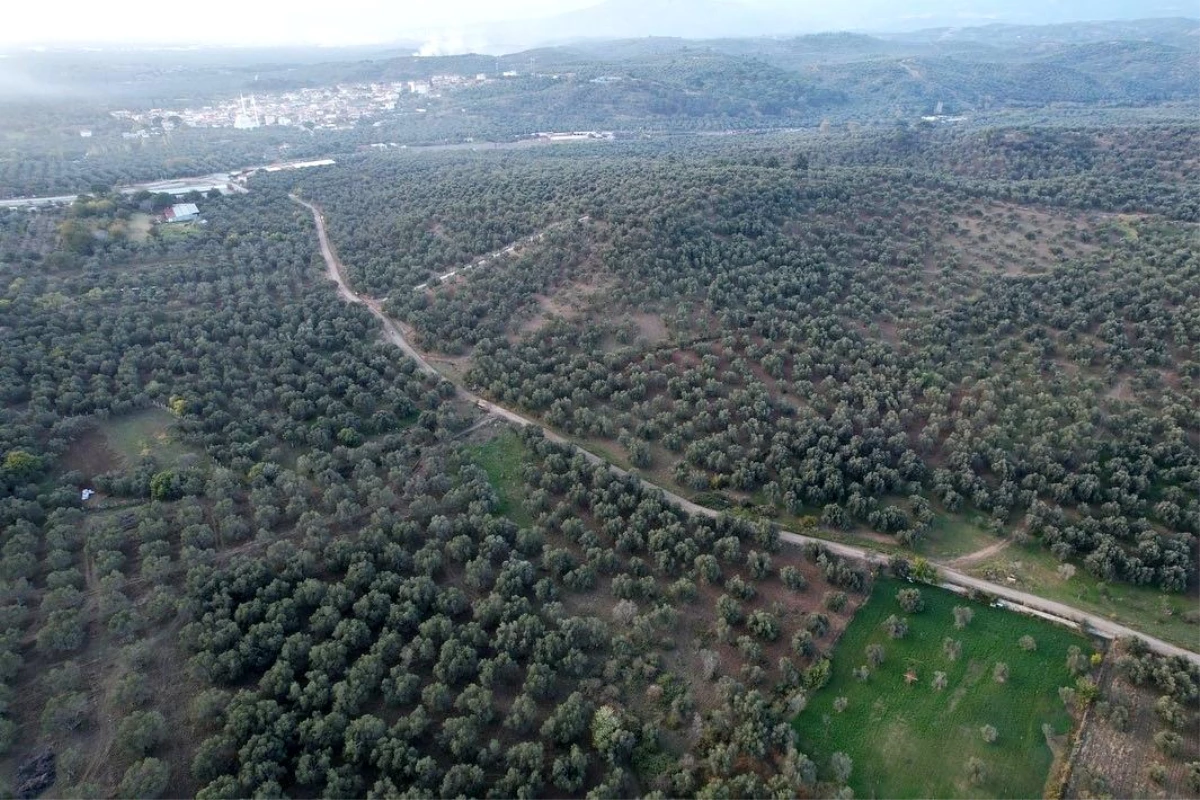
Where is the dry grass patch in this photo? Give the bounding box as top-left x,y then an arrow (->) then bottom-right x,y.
944,202 -> 1100,277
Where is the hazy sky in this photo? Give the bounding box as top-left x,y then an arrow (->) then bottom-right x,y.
2,0 -> 601,46
3,0 -> 1177,48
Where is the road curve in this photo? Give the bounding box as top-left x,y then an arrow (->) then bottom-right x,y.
291,194 -> 1200,665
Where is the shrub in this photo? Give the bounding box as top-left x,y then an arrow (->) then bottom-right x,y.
116,710 -> 166,757
780,566 -> 807,591
117,758 -> 169,799
865,644 -> 885,667
1154,730 -> 1183,757
1186,762 -> 1200,793
965,756 -> 986,786
747,610 -> 781,642
824,591 -> 848,612
830,752 -> 853,784
896,588 -> 924,613
882,615 -> 908,639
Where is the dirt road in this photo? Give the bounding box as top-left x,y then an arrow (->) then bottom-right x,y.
291,195 -> 1199,665
413,216 -> 588,291
947,538 -> 1012,568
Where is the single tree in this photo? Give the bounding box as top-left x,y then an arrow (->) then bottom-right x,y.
965,756 -> 986,786
883,615 -> 908,639
896,588 -> 924,613
953,606 -> 974,629
830,751 -> 853,784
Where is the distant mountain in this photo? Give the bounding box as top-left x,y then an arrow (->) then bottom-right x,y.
457,0 -> 782,54
883,16 -> 1200,49
439,0 -> 1193,53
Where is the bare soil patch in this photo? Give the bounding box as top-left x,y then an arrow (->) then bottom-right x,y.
516,276 -> 613,338
519,293 -> 582,336
1105,376 -> 1134,402
945,202 -> 1100,278
628,312 -> 669,345
61,428 -> 122,479
1067,647 -> 1200,799
947,538 -> 1013,569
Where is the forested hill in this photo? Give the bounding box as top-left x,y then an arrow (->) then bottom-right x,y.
0,17 -> 1197,198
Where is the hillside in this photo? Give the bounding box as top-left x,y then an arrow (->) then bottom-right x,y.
0,18 -> 1196,198
0,18 -> 1197,797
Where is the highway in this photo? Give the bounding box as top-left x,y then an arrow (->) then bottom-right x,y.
292,194 -> 1200,666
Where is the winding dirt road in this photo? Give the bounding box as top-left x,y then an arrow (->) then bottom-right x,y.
291,195 -> 1199,665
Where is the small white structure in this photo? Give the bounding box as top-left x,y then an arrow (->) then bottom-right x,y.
165,203 -> 200,223
81,489 -> 95,501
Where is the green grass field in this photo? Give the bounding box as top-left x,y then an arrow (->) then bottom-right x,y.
154,222 -> 202,241
966,544 -> 1199,652
795,577 -> 1090,799
104,408 -> 199,467
916,514 -> 997,560
466,430 -> 533,526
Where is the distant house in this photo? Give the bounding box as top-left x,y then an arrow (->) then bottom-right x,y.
81,489 -> 95,502
164,203 -> 200,223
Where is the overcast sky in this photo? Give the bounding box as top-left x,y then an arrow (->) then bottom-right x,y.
2,0 -> 601,46
3,0 -> 1175,48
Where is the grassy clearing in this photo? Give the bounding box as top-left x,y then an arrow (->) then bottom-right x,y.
795,577 -> 1090,799
128,213 -> 153,243
103,408 -> 198,467
65,408 -> 203,479
466,429 -> 533,526
966,543 -> 1200,652
916,514 -> 997,560
154,222 -> 201,241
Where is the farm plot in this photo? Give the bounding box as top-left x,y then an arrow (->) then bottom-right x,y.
63,408 -> 202,480
795,577 -> 1093,799
1067,643 -> 1200,799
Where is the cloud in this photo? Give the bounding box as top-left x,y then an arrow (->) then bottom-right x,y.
415,32 -> 477,57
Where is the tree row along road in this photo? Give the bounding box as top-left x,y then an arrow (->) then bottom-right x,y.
290,195 -> 1200,665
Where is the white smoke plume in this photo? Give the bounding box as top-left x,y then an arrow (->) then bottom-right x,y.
415,32 -> 477,57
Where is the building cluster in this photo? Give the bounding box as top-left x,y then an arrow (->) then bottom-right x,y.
405,73 -> 490,96
103,71 -> 564,138
111,79 -> 475,134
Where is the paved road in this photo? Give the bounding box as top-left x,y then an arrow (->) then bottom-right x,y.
292,195 -> 1200,666
0,194 -> 78,209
